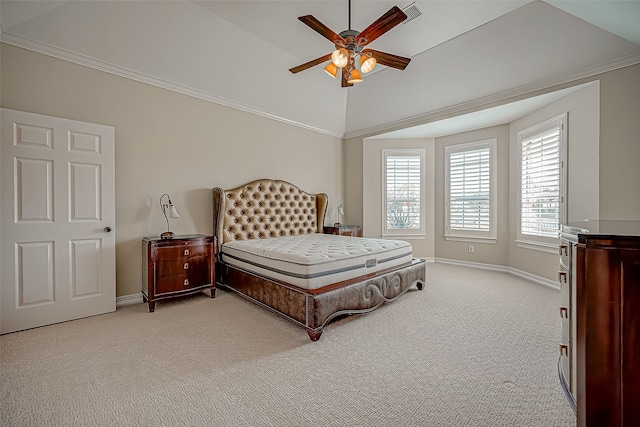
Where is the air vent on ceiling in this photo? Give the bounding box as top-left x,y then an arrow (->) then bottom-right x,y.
402,2 -> 422,24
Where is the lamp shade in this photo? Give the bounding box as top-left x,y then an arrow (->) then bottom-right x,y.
168,204 -> 180,218
323,62 -> 338,78
347,69 -> 362,84
360,55 -> 376,73
331,48 -> 349,68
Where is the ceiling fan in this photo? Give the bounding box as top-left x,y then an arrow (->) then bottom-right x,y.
289,0 -> 411,87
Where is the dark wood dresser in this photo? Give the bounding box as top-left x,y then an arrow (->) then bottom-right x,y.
142,234 -> 215,312
559,221 -> 640,427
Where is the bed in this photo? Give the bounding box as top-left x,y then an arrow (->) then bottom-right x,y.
212,179 -> 426,341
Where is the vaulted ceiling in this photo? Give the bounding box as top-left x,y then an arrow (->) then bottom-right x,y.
1,1 -> 639,138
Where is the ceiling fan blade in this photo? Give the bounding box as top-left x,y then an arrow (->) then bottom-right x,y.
298,15 -> 346,45
364,49 -> 411,70
356,6 -> 407,46
289,53 -> 332,74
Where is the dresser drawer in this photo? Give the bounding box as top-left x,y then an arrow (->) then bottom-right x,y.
559,268 -> 570,340
559,243 -> 570,270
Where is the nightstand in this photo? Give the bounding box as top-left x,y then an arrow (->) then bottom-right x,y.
142,234 -> 215,312
323,224 -> 362,237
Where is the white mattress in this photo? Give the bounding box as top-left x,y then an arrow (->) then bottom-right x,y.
220,233 -> 413,290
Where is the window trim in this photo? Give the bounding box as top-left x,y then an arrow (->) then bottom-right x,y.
516,113 -> 567,250
444,138 -> 497,243
381,149 -> 426,237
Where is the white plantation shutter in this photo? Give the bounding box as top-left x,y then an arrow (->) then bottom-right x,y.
382,149 -> 425,235
449,147 -> 490,231
445,139 -> 496,240
519,114 -> 566,240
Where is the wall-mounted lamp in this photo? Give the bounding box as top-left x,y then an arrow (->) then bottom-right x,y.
160,193 -> 180,239
335,200 -> 345,226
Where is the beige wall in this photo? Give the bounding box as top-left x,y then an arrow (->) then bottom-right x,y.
598,65 -> 640,219
343,134 -> 364,227
346,64 -> 640,280
1,44 -> 343,298
435,125 -> 510,266
508,82 -> 600,280
361,138 -> 436,260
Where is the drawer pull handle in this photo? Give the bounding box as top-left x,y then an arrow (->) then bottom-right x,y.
184,249 -> 189,256
559,344 -> 569,357
558,271 -> 567,283
559,306 -> 568,318
183,262 -> 189,270
559,245 -> 568,256
184,279 -> 189,286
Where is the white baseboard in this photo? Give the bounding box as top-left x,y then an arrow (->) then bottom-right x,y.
434,257 -> 559,290
116,293 -> 144,308
507,267 -> 559,290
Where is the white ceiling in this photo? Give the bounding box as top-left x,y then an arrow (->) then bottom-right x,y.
1,1 -> 639,138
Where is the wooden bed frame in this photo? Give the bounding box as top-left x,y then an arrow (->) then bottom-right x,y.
212,179 -> 426,341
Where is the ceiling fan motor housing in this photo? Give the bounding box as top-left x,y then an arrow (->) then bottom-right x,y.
336,29 -> 364,54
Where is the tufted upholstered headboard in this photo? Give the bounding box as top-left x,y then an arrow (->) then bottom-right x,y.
212,179 -> 328,255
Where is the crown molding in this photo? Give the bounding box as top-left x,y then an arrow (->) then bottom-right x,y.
3,32 -> 639,142
345,51 -> 640,140
0,33 -> 343,139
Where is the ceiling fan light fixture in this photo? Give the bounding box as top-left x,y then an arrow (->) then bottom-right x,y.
331,48 -> 349,68
290,4 -> 410,87
323,62 -> 338,78
347,69 -> 363,84
360,55 -> 376,73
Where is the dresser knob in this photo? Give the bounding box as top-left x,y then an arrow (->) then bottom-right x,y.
559,245 -> 568,256
558,271 -> 567,283
559,344 -> 569,357
184,249 -> 189,256
183,262 -> 189,270
559,306 -> 568,318
184,279 -> 189,286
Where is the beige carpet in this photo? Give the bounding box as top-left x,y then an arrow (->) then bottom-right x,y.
1,263 -> 575,426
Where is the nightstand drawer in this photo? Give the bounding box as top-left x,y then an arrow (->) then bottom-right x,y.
156,255 -> 209,276
155,260 -> 211,294
155,274 -> 191,294
153,244 -> 210,261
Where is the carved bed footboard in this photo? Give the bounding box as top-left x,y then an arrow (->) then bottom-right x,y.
217,258 -> 426,341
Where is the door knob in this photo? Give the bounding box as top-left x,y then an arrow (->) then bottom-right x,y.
104,226 -> 112,233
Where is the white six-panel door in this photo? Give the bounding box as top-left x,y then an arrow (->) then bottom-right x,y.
1,109 -> 115,334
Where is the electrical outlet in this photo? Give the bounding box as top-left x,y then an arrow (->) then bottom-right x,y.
468,245 -> 475,253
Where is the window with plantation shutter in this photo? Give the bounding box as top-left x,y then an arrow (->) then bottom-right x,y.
445,139 -> 496,241
382,149 -> 425,236
517,113 -> 567,248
